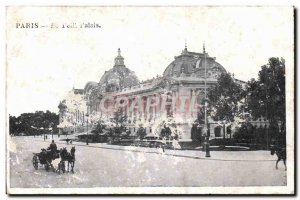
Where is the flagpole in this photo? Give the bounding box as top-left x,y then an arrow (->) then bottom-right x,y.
204,43 -> 207,133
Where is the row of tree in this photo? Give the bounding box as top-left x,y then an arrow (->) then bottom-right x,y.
91,57 -> 286,145
201,57 -> 286,145
9,110 -> 59,136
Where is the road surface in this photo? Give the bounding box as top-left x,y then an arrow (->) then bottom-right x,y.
8,136 -> 287,188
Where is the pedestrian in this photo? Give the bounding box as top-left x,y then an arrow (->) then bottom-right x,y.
137,124 -> 146,140
161,136 -> 166,152
172,132 -> 181,150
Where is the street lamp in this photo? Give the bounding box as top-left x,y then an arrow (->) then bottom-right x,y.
265,118 -> 270,150
86,114 -> 89,145
203,43 -> 210,158
31,125 -> 36,137
260,84 -> 270,150
41,127 -> 45,141
49,123 -> 53,139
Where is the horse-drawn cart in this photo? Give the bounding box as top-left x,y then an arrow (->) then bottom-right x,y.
32,146 -> 76,174
32,148 -> 60,172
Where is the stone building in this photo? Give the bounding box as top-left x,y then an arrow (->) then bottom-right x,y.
58,88 -> 87,135
59,45 -> 243,141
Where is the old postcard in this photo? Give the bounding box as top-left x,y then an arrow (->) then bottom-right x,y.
6,6 -> 295,195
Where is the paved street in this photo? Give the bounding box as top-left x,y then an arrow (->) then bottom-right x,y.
9,136 -> 287,188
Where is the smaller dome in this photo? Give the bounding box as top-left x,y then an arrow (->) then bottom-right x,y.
99,49 -> 140,92
84,81 -> 98,95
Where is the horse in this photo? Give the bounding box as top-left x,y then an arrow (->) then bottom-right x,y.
57,147 -> 76,173
270,145 -> 287,171
67,146 -> 76,173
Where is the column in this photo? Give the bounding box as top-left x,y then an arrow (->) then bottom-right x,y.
157,93 -> 161,119
126,99 -> 130,123
153,95 -> 157,122
170,90 -> 176,117
190,89 -> 194,120
129,98 -> 133,124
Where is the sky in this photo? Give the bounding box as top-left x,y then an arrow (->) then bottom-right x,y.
6,6 -> 294,116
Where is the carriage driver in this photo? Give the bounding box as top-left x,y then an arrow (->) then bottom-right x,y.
49,140 -> 58,158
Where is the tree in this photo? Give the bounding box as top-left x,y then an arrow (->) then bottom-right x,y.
92,122 -> 105,134
247,58 -> 285,121
111,109 -> 127,136
207,72 -> 245,127
9,115 -> 19,135
9,111 -> 59,136
90,121 -> 107,142
18,113 -> 35,135
233,122 -> 254,142
43,110 -> 59,133
246,57 -> 285,142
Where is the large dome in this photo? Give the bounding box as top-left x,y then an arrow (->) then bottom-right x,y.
99,48 -> 139,92
163,46 -> 226,79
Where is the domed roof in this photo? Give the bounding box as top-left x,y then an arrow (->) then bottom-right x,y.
84,81 -> 98,94
163,46 -> 226,79
99,49 -> 139,92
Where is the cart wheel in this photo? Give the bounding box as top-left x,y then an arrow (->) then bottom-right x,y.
32,155 -> 38,170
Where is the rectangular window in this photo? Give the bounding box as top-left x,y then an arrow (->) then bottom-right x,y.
214,127 -> 221,137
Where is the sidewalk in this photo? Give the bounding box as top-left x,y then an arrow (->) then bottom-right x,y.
29,135 -> 276,162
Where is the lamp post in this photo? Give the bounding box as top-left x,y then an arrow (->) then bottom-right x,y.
265,95 -> 269,150
31,125 -> 36,137
203,43 -> 210,158
204,43 -> 207,139
41,127 -> 45,141
48,122 -> 53,139
50,127 -> 53,139
260,84 -> 270,150
265,118 -> 270,150
86,114 -> 89,145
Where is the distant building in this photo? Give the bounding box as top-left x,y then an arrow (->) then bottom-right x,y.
58,88 -> 86,135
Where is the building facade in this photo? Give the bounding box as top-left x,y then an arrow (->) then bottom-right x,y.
59,45 -> 242,141
58,88 -> 87,134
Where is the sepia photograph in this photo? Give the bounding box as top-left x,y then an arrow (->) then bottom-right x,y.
6,6 -> 295,195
